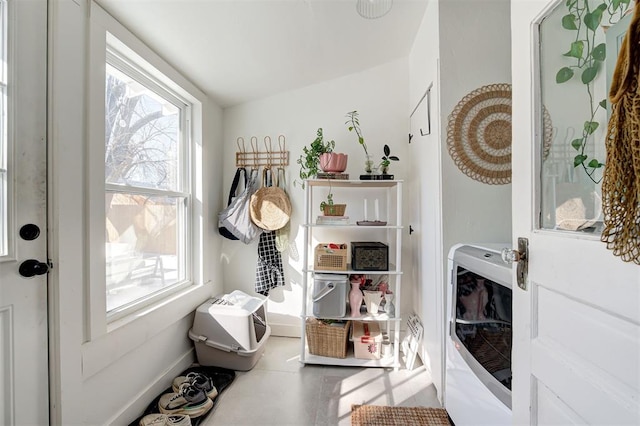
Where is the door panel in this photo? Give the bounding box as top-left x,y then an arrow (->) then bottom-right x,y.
536,381 -> 587,425
512,0 -> 640,425
0,0 -> 48,424
529,236 -> 639,322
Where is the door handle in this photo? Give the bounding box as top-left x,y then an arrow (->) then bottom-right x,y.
19,259 -> 50,278
501,237 -> 529,290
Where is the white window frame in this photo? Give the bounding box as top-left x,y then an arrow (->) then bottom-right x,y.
104,47 -> 193,320
84,3 -> 209,355
0,0 -> 11,261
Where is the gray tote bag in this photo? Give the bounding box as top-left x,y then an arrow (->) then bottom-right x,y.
218,168 -> 262,244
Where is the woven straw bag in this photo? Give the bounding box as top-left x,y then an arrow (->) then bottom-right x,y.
250,168 -> 292,231
601,2 -> 640,264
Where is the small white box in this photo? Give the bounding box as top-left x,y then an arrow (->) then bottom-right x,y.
189,290 -> 270,371
351,321 -> 383,360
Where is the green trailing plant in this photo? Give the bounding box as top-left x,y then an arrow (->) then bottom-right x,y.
379,144 -> 399,173
296,128 -> 335,187
555,0 -> 630,184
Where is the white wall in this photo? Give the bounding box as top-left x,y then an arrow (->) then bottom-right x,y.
222,59 -> 411,337
408,0 -> 512,403
439,0 -> 512,253
48,2 -> 224,424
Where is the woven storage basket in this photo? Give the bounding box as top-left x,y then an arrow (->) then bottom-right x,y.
314,243 -> 348,271
306,319 -> 351,358
322,203 -> 346,216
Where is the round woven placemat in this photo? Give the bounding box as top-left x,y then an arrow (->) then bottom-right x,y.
447,83 -> 513,185
447,83 -> 553,185
542,105 -> 553,160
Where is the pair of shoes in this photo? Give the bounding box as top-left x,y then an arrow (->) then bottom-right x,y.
158,382 -> 213,418
172,372 -> 218,400
139,413 -> 191,426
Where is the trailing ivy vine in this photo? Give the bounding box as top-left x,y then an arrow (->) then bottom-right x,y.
555,0 -> 630,184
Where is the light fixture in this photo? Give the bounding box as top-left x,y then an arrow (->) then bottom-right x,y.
356,0 -> 393,19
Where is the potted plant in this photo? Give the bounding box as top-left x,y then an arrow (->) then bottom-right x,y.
379,144 -> 399,174
319,152 -> 348,173
296,128 -> 335,186
345,110 -> 373,173
319,190 -> 346,216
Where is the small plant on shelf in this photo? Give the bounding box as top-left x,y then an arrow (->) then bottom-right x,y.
319,188 -> 346,216
319,192 -> 334,212
346,110 -> 374,173
379,144 -> 399,174
296,128 -> 335,186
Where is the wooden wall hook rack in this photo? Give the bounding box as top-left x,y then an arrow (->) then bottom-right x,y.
235,135 -> 289,168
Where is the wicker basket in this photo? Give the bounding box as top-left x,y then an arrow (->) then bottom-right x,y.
322,203 -> 346,216
306,319 -> 351,358
314,243 -> 348,271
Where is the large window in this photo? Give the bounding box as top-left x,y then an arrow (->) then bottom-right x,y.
105,47 -> 192,315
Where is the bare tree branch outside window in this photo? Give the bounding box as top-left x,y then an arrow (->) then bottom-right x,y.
104,66 -> 186,310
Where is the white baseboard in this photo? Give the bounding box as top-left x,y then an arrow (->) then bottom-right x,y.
108,348 -> 196,425
269,322 -> 301,338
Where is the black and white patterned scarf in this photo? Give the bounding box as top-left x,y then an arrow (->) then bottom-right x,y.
255,231 -> 284,295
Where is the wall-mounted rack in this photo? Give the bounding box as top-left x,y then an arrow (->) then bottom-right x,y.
409,82 -> 433,142
236,135 -> 289,168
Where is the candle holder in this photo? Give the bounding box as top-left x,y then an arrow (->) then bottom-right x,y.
359,198 -> 385,225
356,220 -> 387,226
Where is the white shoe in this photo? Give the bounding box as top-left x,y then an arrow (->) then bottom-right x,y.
167,414 -> 191,425
158,383 -> 213,418
172,372 -> 218,400
139,413 -> 192,426
139,413 -> 169,426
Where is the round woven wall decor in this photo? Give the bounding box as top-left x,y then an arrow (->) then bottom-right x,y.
447,83 -> 513,185
542,105 -> 553,160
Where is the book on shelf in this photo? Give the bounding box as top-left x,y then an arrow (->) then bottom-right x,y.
316,215 -> 350,225
317,172 -> 349,180
359,174 -> 394,180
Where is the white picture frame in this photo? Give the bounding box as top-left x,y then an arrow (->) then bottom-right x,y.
401,314 -> 423,370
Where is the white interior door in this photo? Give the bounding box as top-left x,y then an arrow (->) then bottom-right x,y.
511,0 -> 640,425
0,0 -> 48,424
409,83 -> 445,399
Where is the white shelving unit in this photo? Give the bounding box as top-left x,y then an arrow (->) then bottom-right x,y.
300,179 -> 403,369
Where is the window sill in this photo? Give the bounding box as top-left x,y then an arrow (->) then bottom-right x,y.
81,280 -> 213,379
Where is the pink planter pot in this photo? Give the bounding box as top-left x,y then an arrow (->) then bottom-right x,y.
319,153 -> 348,173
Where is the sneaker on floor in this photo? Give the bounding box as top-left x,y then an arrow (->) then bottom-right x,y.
166,414 -> 191,426
158,384 -> 213,418
139,413 -> 169,426
172,372 -> 218,400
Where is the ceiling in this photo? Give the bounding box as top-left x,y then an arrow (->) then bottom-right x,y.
96,0 -> 427,107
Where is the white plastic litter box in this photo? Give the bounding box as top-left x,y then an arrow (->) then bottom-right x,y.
188,290 -> 270,371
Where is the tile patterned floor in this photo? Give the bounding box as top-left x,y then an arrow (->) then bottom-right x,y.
201,336 -> 441,426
